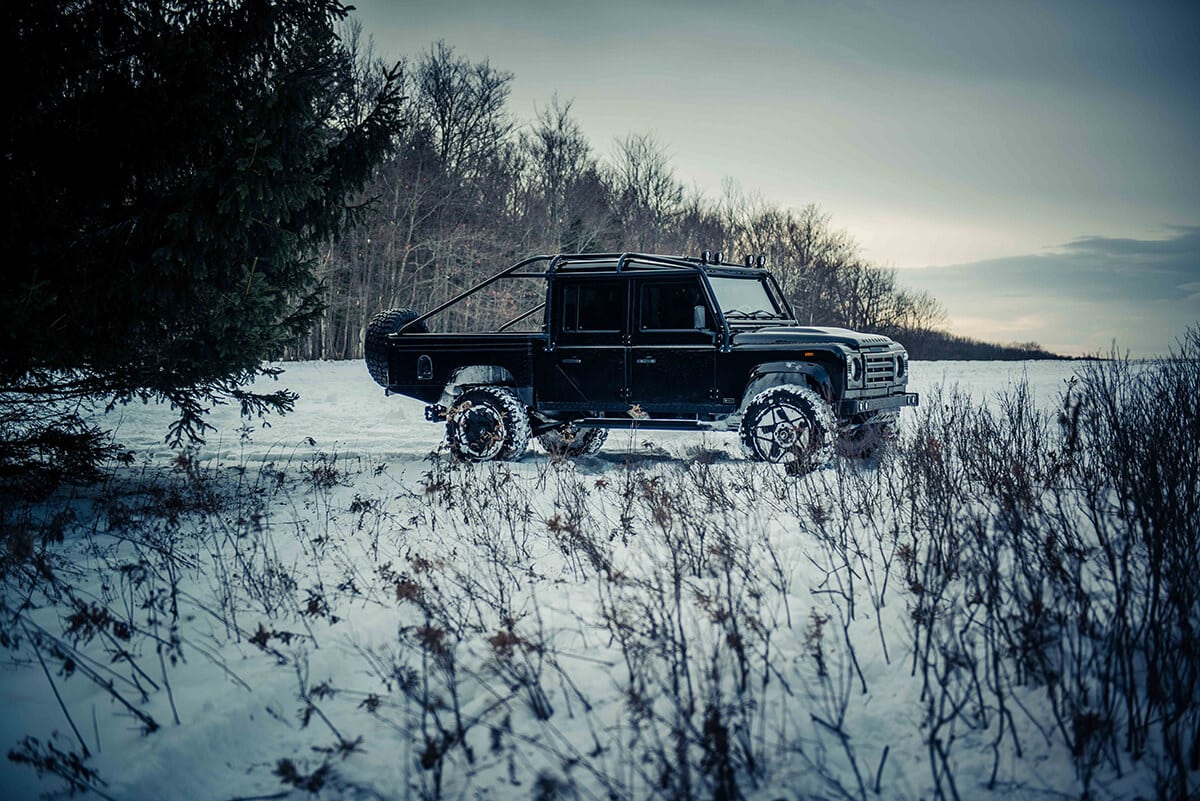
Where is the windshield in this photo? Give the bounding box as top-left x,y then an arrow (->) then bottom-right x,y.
708,276 -> 782,319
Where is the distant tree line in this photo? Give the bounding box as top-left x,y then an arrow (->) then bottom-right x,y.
901,331 -> 1059,360
290,37 -> 1056,362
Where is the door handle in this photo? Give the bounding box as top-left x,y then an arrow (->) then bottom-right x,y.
562,357 -> 582,365
636,357 -> 656,365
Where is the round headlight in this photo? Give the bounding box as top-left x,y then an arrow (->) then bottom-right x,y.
896,355 -> 906,378
850,357 -> 863,382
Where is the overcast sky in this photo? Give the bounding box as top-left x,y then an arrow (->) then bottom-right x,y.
349,0 -> 1198,356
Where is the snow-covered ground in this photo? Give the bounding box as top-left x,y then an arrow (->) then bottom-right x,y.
73,359 -> 1083,464
4,359 -> 1155,801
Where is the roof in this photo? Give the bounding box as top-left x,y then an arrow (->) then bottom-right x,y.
545,252 -> 769,277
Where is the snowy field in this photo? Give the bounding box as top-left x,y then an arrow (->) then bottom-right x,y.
68,359 -> 1081,465
1,359 -> 1170,800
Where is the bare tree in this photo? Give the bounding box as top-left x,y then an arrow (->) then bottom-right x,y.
608,132 -> 684,250
282,40 -> 968,359
720,180 -> 786,261
521,96 -> 590,228
513,97 -> 615,254
415,41 -> 515,180
670,185 -> 727,256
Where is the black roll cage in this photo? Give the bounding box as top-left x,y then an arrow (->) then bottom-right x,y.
393,252 -> 797,349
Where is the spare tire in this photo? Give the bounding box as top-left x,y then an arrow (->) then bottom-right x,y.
365,308 -> 426,387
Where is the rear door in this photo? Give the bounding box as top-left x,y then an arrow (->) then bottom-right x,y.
543,278 -> 629,411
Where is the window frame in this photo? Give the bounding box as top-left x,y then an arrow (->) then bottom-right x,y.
555,278 -> 628,336
637,277 -> 715,333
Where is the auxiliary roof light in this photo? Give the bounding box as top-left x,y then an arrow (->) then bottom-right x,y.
756,254 -> 766,268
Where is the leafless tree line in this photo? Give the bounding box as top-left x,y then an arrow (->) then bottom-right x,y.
288,35 -> 947,359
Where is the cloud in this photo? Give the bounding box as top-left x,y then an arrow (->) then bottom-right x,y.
1060,226 -> 1200,258
899,228 -> 1200,356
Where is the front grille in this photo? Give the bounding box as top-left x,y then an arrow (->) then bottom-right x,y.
865,353 -> 896,387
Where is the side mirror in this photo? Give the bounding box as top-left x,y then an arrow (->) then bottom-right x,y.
693,305 -> 707,329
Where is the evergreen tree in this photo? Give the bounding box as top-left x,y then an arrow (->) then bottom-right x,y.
1,0 -> 404,453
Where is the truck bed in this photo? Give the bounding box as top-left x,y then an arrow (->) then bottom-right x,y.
385,332 -> 543,404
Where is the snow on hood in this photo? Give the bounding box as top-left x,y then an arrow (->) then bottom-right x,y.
732,325 -> 895,349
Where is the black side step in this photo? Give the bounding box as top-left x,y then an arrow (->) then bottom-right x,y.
573,418 -> 718,431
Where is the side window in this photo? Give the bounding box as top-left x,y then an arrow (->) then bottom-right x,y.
560,281 -> 625,332
640,281 -> 708,330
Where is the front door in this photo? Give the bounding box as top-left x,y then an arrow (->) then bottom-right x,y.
629,277 -> 718,412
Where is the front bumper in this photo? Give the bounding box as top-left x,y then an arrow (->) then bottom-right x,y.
839,392 -> 920,416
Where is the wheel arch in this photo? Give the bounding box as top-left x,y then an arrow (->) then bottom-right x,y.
439,365 -> 532,408
739,361 -> 834,412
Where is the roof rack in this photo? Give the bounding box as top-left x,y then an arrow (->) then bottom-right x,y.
398,253 -> 553,333
397,252 -> 772,333
548,252 -> 713,274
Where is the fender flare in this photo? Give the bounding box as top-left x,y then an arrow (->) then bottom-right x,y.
438,365 -> 532,408
739,361 -> 835,411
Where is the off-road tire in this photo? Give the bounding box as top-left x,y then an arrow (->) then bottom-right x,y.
739,383 -> 835,473
365,308 -> 426,387
538,425 -> 608,457
837,419 -> 899,459
446,386 -> 531,462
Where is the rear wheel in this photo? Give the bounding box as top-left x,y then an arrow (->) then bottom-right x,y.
446,386 -> 530,462
365,308 -> 426,387
538,424 -> 607,457
739,384 -> 835,473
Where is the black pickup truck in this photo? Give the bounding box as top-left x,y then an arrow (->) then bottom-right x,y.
366,252 -> 918,471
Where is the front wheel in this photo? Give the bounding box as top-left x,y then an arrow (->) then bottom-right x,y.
445,386 -> 530,462
739,384 -> 835,473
